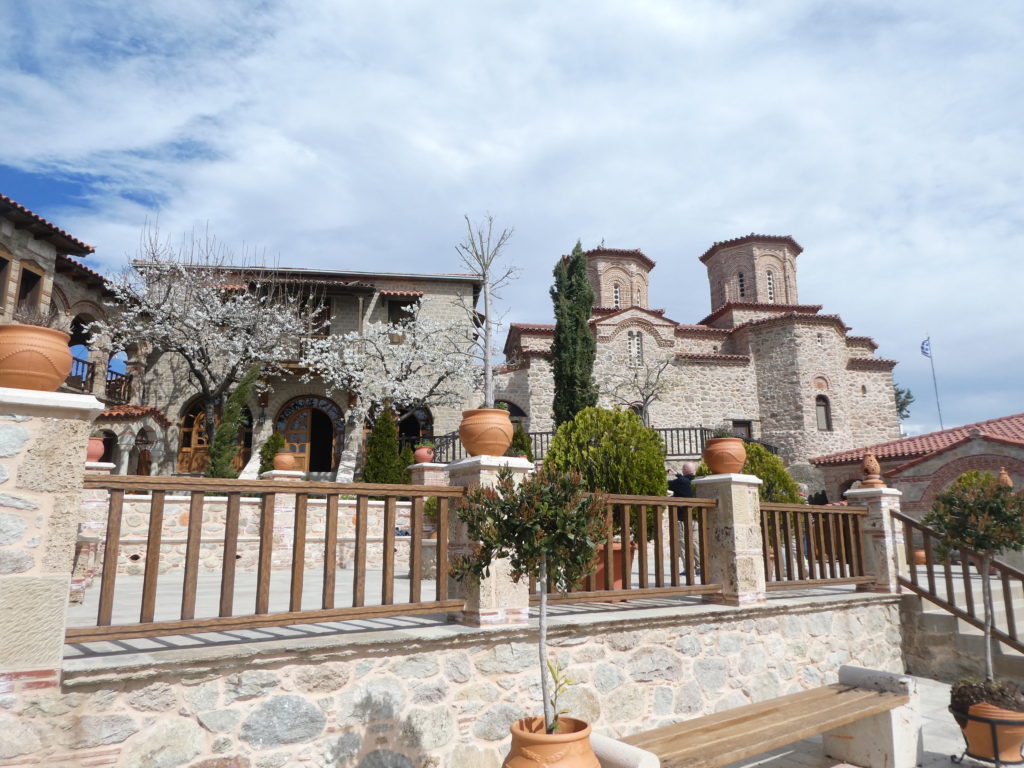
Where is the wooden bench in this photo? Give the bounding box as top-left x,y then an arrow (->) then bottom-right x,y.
620,667 -> 920,768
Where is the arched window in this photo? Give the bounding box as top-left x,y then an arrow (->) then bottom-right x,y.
816,395 -> 832,431
634,283 -> 643,307
627,330 -> 643,367
737,273 -> 746,298
612,283 -> 621,308
766,271 -> 775,303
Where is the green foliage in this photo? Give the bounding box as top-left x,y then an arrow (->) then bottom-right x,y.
923,471 -> 1024,559
546,658 -> 574,733
453,465 -> 609,591
710,423 -> 734,438
258,432 -> 286,475
697,442 -> 804,503
894,384 -> 914,421
400,444 -> 415,483
424,496 -> 439,523
204,366 -> 258,479
507,422 -> 534,461
362,408 -> 405,484
544,407 -> 667,496
550,241 -> 597,426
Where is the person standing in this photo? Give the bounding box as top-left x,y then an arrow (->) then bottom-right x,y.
669,461 -> 697,498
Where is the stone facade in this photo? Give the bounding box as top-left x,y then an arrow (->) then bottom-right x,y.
3,594 -> 902,767
498,235 -> 902,490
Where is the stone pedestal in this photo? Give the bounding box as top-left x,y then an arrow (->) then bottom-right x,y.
409,462 -> 448,487
845,486 -> 905,594
446,455 -> 533,627
84,461 -> 115,474
259,469 -> 305,481
692,473 -> 766,606
0,388 -> 103,693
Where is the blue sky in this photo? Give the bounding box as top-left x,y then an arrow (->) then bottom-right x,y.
1,1 -> 1022,437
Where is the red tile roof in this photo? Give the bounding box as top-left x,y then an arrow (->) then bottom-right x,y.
699,234 -> 802,264
676,352 -> 750,365
0,193 -> 94,255
810,413 -> 1024,466
55,254 -> 112,294
379,290 -> 424,298
98,405 -> 172,428
583,247 -> 656,270
699,302 -> 822,326
509,323 -> 555,333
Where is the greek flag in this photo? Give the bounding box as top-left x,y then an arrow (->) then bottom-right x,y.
920,338 -> 931,358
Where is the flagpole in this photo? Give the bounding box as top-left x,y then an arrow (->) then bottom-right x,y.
925,333 -> 944,430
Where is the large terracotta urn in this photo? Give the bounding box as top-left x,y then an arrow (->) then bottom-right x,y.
413,445 -> 435,463
503,717 -> 599,768
459,409 -> 513,457
272,451 -> 296,471
86,436 -> 105,463
702,437 -> 746,474
0,325 -> 72,392
952,702 -> 1024,764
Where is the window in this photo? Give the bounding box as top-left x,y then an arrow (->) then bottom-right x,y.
17,264 -> 43,310
0,254 -> 9,310
816,396 -> 832,431
732,420 -> 752,439
612,283 -> 621,309
737,272 -> 746,298
627,330 -> 643,367
766,271 -> 775,303
387,299 -> 416,325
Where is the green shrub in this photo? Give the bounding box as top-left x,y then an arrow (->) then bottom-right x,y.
363,408 -> 405,484
543,407 -> 666,496
696,442 -> 804,503
205,366 -> 259,479
400,444 -> 415,484
259,432 -> 286,475
507,422 -> 534,462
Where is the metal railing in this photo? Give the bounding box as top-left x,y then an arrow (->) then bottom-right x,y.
68,476 -> 463,643
531,496 -> 721,603
892,510 -> 1024,654
759,503 -> 871,589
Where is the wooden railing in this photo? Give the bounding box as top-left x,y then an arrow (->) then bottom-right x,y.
105,370 -> 132,404
65,356 -> 96,393
759,503 -> 871,589
892,510 -> 1024,654
68,476 -> 464,643
531,496 -> 721,604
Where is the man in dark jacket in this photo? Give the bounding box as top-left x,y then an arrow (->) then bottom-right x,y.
669,461 -> 697,497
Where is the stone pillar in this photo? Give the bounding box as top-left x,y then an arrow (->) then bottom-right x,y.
446,455 -> 533,627
259,469 -> 305,481
845,486 -> 905,593
409,462 -> 448,487
0,388 -> 103,693
692,473 -> 766,606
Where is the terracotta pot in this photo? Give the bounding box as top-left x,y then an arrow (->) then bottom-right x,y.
0,325 -> 72,392
86,436 -> 105,463
413,446 -> 434,463
503,716 -> 599,768
702,437 -> 746,474
913,549 -> 927,566
459,409 -> 513,457
585,542 -> 637,593
272,451 -> 296,471
952,702 -> 1024,764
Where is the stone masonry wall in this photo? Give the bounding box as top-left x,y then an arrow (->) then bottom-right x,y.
0,594 -> 902,768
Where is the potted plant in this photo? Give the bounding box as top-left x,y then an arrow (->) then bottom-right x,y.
455,216 -> 516,457
413,440 -> 435,464
86,434 -> 106,463
922,470 -> 1024,764
505,422 -> 535,462
453,465 -> 607,766
0,305 -> 73,392
702,423 -> 746,474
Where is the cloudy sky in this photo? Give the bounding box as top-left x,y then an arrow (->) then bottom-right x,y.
1,1 -> 1021,436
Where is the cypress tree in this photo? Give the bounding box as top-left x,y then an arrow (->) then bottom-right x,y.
205,366 -> 259,478
362,407 -> 405,484
550,241 -> 596,426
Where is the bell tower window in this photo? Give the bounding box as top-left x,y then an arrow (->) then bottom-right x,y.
766,271 -> 775,303
627,330 -> 643,367
816,395 -> 833,431
613,283 -> 621,309
737,272 -> 746,299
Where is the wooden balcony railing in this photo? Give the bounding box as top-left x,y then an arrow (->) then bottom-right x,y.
105,370 -> 132,404
892,510 -> 1024,654
530,496 -> 721,604
759,503 -> 871,589
65,356 -> 96,393
68,476 -> 464,643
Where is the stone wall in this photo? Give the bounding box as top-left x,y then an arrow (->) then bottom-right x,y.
1,594 -> 902,768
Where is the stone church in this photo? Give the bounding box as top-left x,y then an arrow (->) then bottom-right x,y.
495,234 -> 902,489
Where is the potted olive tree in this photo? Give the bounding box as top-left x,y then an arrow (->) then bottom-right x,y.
453,465 -> 607,766
922,470 -> 1024,764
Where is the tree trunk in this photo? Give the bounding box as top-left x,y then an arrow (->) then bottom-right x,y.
334,403 -> 366,484
483,277 -> 494,408
981,554 -> 994,681
538,552 -> 553,732
204,400 -> 218,456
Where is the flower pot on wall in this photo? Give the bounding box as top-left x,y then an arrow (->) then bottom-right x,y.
459,409 -> 514,457
951,702 -> 1024,764
702,437 -> 746,474
503,717 -> 599,768
272,451 -> 296,471
86,436 -> 105,463
0,325 -> 72,392
413,446 -> 434,463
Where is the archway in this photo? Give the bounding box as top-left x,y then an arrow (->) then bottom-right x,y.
176,400 -> 253,474
274,396 -> 345,474
396,406 -> 433,450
